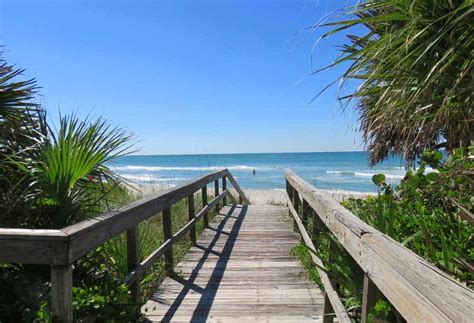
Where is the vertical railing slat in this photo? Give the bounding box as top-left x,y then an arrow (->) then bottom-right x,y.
286,180 -> 297,231
188,194 -> 196,244
162,207 -> 173,274
361,274 -> 379,323
202,186 -> 209,227
293,189 -> 301,232
214,179 -> 219,213
127,225 -> 139,302
51,264 -> 73,323
302,199 -> 310,231
322,292 -> 335,323
222,176 -> 227,205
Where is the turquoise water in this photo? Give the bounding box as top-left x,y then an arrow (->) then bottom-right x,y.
110,152 -> 406,193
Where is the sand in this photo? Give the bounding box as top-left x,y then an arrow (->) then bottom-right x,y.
128,183 -> 374,205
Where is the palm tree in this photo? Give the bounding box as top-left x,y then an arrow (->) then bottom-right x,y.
28,114 -> 134,228
0,51 -> 46,226
314,0 -> 473,164
0,51 -> 134,228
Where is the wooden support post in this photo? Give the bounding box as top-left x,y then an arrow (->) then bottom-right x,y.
202,186 -> 209,227
324,237 -> 338,323
361,274 -> 379,323
222,176 -> 227,205
293,190 -> 301,232
302,198 -> 309,230
127,225 -> 139,302
51,264 -> 73,323
188,194 -> 196,244
312,209 -> 325,248
286,181 -> 297,231
239,194 -> 243,204
162,207 -> 173,274
322,292 -> 335,323
214,179 -> 219,213
328,239 -> 340,291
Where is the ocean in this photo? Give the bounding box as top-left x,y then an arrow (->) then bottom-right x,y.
110,152 -> 407,193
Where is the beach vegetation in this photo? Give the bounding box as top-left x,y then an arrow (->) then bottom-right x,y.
294,0 -> 474,320
0,50 -> 220,321
314,0 -> 474,164
294,147 -> 473,320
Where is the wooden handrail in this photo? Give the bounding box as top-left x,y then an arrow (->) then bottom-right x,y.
0,169 -> 249,322
124,189 -> 229,286
286,194 -> 351,323
285,169 -> 473,323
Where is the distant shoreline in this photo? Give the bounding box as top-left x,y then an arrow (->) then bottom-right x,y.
128,183 -> 374,205
126,150 -> 368,157
114,152 -> 401,193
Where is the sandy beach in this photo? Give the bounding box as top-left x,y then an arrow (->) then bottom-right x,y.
129,183 -> 374,205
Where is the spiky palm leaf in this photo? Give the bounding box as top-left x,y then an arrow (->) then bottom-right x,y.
0,52 -> 46,226
315,0 -> 473,164
27,114 -> 134,228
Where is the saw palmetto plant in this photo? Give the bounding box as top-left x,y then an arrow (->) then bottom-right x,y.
0,52 -> 47,226
315,0 -> 474,164
27,114 -> 135,228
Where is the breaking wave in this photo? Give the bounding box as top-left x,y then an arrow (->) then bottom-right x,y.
111,165 -> 260,172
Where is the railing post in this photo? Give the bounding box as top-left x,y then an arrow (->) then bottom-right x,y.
322,292 -> 335,323
162,207 -> 173,274
202,186 -> 209,227
286,180 -> 297,231
312,209 -> 325,248
302,198 -> 309,230
188,194 -> 196,244
222,176 -> 227,204
214,179 -> 219,213
361,274 -> 379,323
293,190 -> 300,232
51,264 -> 73,323
127,225 -> 140,302
323,239 -> 338,323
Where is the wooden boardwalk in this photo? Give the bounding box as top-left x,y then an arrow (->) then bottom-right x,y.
142,204 -> 324,322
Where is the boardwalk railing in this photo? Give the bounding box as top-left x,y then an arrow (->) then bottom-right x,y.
285,169 -> 473,323
0,169 -> 249,322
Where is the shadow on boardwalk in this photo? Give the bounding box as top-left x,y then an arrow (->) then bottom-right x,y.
143,204 -> 323,322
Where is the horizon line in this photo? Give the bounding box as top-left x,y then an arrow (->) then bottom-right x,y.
127,150 -> 368,157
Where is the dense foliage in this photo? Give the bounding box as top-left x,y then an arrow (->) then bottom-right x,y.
293,148 -> 473,322
315,0 -> 474,164
0,50 -> 222,321
344,148 -> 473,284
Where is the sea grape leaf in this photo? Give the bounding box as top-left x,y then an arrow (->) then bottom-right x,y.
372,174 -> 386,186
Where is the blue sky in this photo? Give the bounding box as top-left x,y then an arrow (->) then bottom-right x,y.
0,0 -> 363,155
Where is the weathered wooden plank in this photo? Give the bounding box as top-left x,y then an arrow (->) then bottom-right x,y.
285,169 -> 474,322
202,185 -> 209,227
143,304 -> 324,316
222,176 -> 227,205
287,195 -> 351,323
62,169 -> 228,262
143,204 -> 323,321
51,264 -> 73,323
361,274 -> 378,323
214,179 -> 219,213
0,229 -> 69,265
225,171 -> 250,204
127,225 -> 139,301
145,314 -> 322,323
187,194 -> 196,244
162,207 -> 173,274
125,191 -> 229,286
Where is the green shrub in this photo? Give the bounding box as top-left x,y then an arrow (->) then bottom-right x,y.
344,147 -> 473,284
